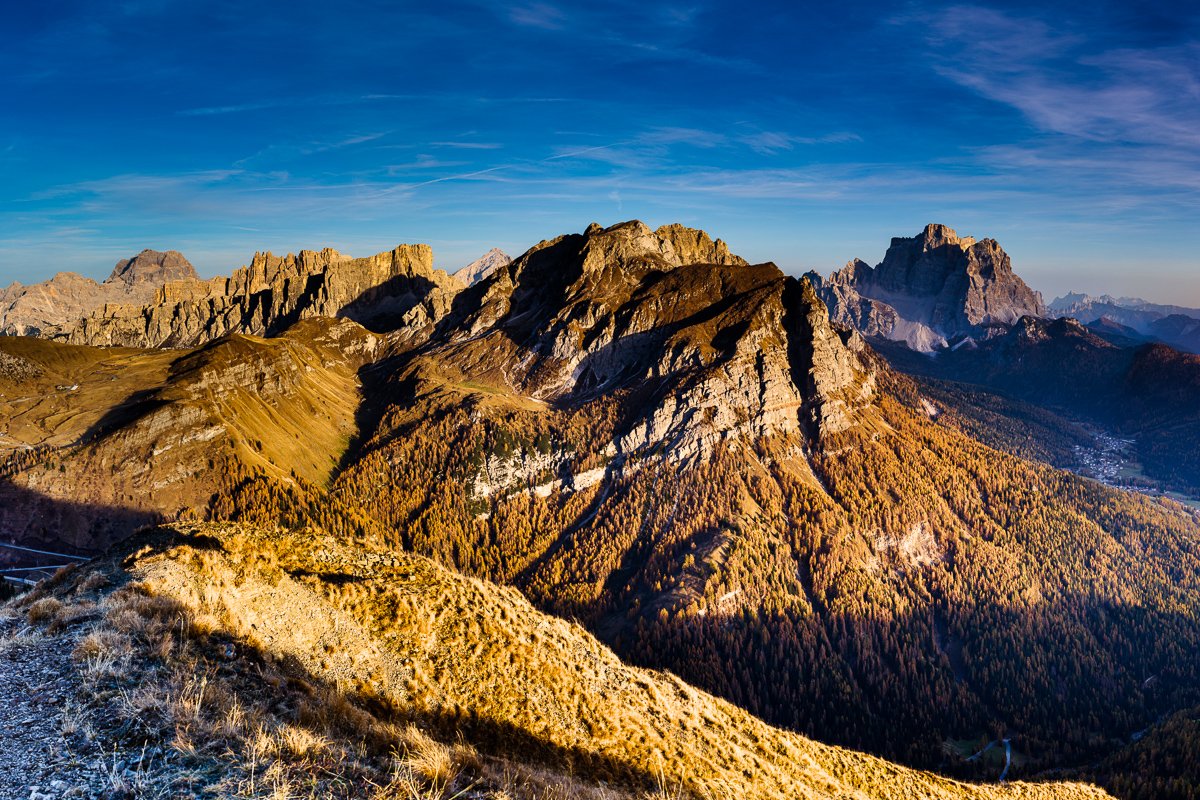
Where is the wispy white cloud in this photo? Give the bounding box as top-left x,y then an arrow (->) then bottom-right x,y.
30,169 -> 245,201
740,130 -> 862,155
508,3 -> 567,30
234,132 -> 390,168
178,100 -> 289,117
908,5 -> 1200,189
429,142 -> 503,150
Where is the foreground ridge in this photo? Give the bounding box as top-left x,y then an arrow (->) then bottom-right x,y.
2,522 -> 1112,799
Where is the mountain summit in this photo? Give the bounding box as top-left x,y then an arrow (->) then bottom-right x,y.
105,248 -> 198,287
452,247 -> 511,285
0,249 -> 199,338
809,223 -> 1045,350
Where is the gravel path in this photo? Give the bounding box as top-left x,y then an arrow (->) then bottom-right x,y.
0,609 -> 111,800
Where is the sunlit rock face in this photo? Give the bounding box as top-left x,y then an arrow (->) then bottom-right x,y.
64,244 -> 462,348
810,223 -> 1045,351
453,248 -> 511,286
409,220 -> 874,466
0,249 -> 199,338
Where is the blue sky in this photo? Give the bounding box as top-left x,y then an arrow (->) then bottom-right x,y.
2,1 -> 1197,303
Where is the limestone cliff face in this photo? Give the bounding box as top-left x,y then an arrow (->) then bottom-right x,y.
66,244 -> 462,348
106,249 -> 198,288
0,249 -> 199,338
812,224 -> 1045,351
806,261 -> 902,339
412,220 -> 871,465
790,277 -> 877,437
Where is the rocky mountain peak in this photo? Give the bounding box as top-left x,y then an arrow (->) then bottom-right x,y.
914,222 -> 976,250
813,223 -> 1045,351
106,249 -> 198,287
452,247 -> 511,286
653,223 -> 746,267
519,220 -> 747,283
417,223 -> 871,468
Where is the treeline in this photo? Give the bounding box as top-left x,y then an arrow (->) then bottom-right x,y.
202,376 -> 1200,785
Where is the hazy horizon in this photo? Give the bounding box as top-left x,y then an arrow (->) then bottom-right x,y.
3,1 -> 1197,304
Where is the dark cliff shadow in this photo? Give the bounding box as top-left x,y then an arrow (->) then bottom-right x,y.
331,237 -> 592,474
267,272 -> 442,337
602,581 -> 1200,792
77,386 -> 169,446
0,479 -> 159,562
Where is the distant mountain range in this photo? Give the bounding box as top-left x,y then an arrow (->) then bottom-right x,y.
1048,292 -> 1200,353
0,249 -> 198,337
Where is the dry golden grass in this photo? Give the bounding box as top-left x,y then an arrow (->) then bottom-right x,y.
18,522 -> 1115,799
26,596 -> 63,624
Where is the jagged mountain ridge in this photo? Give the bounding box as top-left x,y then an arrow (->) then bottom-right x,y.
809,223 -> 1045,351
66,244 -> 463,348
408,220 -> 873,465
1048,293 -> 1200,354
280,221 -> 1200,777
0,249 -> 199,338
1049,291 -> 1200,328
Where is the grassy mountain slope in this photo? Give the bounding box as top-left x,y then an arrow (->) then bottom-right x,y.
0,317 -> 375,553
12,521 -> 1111,799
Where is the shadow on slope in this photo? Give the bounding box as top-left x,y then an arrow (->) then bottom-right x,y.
0,478 -> 159,556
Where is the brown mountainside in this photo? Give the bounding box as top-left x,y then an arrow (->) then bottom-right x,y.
2,221 -> 1198,795
0,317 -> 375,552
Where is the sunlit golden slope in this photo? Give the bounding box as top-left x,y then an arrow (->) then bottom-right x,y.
0,318 -> 375,552
79,521 -> 1110,800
